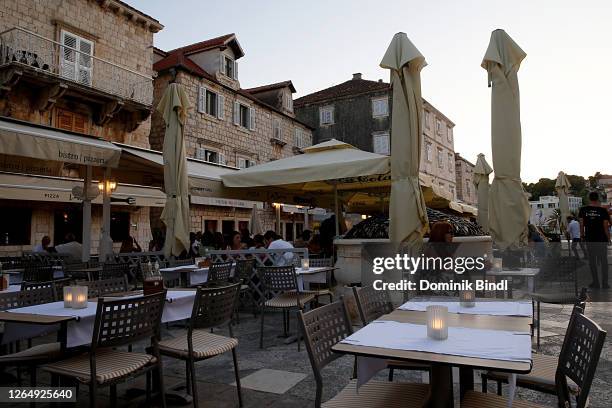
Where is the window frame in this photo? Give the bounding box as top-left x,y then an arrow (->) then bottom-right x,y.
372,132 -> 390,155
425,143 -> 433,162
223,55 -> 235,79
319,105 -> 334,125
371,97 -> 389,118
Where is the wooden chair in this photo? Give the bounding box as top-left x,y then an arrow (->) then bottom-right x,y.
42,292 -> 167,408
299,300 -> 429,408
463,312 -> 606,408
234,258 -> 258,321
80,276 -> 129,298
258,266 -> 315,351
482,294 -> 588,398
157,283 -> 242,408
352,286 -> 430,381
206,260 -> 233,286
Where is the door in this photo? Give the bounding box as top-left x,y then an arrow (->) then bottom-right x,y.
54,207 -> 83,245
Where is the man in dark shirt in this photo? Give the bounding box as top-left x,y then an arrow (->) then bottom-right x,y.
579,192 -> 611,289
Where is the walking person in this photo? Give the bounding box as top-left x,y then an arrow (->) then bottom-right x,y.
579,192 -> 611,289
566,216 -> 583,260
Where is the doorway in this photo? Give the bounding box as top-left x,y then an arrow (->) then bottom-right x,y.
54,207 -> 82,245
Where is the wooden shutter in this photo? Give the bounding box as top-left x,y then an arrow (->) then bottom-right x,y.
197,86 -> 206,113
217,94 -> 225,119
56,109 -> 88,134
248,107 -> 255,130
218,153 -> 226,165
220,54 -> 225,74
233,101 -> 240,125
233,61 -> 238,80
60,31 -> 78,81
77,37 -> 93,86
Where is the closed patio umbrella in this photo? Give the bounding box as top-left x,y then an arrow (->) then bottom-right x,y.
482,29 -> 530,250
158,83 -> 191,257
473,153 -> 493,233
555,171 -> 572,232
380,32 -> 428,244
250,203 -> 263,235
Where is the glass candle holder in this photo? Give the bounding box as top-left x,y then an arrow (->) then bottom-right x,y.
72,286 -> 88,309
301,258 -> 309,270
426,305 -> 448,340
63,286 -> 74,308
492,257 -> 503,272
459,289 -> 476,307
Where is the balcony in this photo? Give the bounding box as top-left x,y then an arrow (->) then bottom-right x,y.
0,27 -> 153,121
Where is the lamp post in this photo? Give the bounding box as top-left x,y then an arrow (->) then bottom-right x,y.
272,203 -> 282,236
98,173 -> 117,261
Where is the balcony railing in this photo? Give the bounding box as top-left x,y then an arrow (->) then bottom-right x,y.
0,27 -> 152,106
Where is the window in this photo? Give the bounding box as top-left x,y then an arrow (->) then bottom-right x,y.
237,157 -> 256,169
233,101 -> 255,130
436,119 -> 443,135
0,207 -> 31,245
110,212 -> 130,242
548,203 -> 556,208
537,204 -> 544,209
294,128 -> 308,148
284,94 -> 293,111
425,143 -> 432,162
448,153 -> 454,171
273,118 -> 282,140
466,184 -> 471,197
319,105 -> 334,125
197,86 -> 224,119
60,30 -> 94,86
203,219 -> 218,233
447,126 -> 452,142
56,109 -> 88,133
371,97 -> 389,118
196,147 -> 226,165
424,110 -> 431,129
221,55 -> 237,79
437,148 -> 444,169
372,132 -> 390,155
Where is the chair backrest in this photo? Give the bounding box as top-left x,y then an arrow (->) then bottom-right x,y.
352,285 -> 393,326
52,278 -> 73,301
190,282 -> 240,332
258,266 -> 298,294
63,261 -> 93,281
91,291 -> 166,349
169,258 -> 194,267
101,262 -> 130,279
299,300 -> 353,408
84,276 -> 129,298
23,264 -> 53,282
309,258 -> 333,268
21,280 -> 54,291
556,313 -> 606,408
235,258 -> 256,282
18,286 -> 56,306
208,261 -> 233,284
0,291 -> 22,311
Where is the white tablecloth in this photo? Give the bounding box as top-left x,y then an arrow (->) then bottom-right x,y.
295,267 -> 331,291
3,290 -> 196,347
399,299 -> 533,317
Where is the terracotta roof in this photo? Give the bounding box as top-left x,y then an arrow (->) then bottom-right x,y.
244,80 -> 296,94
294,78 -> 389,107
153,51 -> 216,82
167,33 -> 244,58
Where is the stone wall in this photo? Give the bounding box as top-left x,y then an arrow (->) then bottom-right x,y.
455,155 -> 477,206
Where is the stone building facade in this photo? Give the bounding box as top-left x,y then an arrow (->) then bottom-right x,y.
0,0 -> 163,255
294,73 -> 457,199
150,34 -> 314,240
454,154 -> 477,206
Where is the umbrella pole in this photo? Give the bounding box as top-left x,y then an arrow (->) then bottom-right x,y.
100,166 -> 112,261
81,165 -> 92,262
275,204 -> 281,236
334,185 -> 339,236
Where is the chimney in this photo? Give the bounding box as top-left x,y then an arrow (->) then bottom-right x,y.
378,79 -> 383,83
352,73 -> 362,80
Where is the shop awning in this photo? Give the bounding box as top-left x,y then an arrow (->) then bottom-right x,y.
0,172 -> 166,207
0,118 -> 121,167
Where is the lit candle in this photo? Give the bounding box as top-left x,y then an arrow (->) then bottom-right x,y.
459,289 -> 476,307
72,286 -> 88,309
301,258 -> 309,270
63,286 -> 74,308
426,305 -> 448,340
493,257 -> 503,272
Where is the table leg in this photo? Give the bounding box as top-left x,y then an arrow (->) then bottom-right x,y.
58,321 -> 68,353
427,364 -> 454,408
459,367 -> 474,400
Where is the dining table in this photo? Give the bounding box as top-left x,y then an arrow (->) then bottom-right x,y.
332,299 -> 533,408
486,267 -> 540,298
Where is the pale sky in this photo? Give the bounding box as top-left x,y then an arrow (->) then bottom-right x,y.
130,0 -> 611,183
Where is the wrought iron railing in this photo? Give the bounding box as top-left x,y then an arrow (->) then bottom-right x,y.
0,27 -> 153,105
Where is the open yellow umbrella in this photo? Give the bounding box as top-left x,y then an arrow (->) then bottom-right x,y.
555,171 -> 572,232
482,29 -> 530,250
474,153 -> 493,233
380,32 -> 428,244
158,83 -> 191,257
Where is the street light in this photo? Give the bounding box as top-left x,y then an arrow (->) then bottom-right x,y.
98,180 -> 117,194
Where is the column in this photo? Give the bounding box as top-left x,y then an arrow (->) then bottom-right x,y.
81,166 -> 92,262
100,167 -> 112,261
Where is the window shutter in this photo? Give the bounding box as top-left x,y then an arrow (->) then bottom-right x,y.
233,61 -> 238,80
238,157 -> 246,169
195,147 -> 205,160
197,86 -> 205,113
233,101 -> 240,125
220,54 -> 225,74
60,31 -> 78,81
249,107 -> 255,130
217,94 -> 225,119
218,153 -> 226,165
77,37 -> 94,86
319,108 -> 324,125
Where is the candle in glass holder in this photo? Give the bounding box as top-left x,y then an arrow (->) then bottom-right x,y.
72,286 -> 88,309
63,286 -> 74,308
459,289 -> 476,307
301,258 -> 309,270
426,305 -> 448,340
492,257 -> 503,272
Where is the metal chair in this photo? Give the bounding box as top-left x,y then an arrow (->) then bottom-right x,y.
258,266 -> 315,351
62,261 -> 93,281
303,258 -> 334,305
206,260 -> 233,286
299,300 -> 429,408
463,312 -> 606,408
80,276 -> 129,298
100,262 -> 130,280
234,258 -> 258,321
157,283 -> 242,408
42,292 -> 167,408
22,264 -> 53,282
353,286 -> 430,381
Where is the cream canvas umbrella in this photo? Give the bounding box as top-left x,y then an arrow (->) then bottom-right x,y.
473,153 -> 493,233
555,171 -> 572,232
158,83 -> 191,257
250,203 -> 263,235
482,29 -> 530,250
380,32 -> 428,244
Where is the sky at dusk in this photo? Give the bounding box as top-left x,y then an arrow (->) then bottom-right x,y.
130,0 -> 612,183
